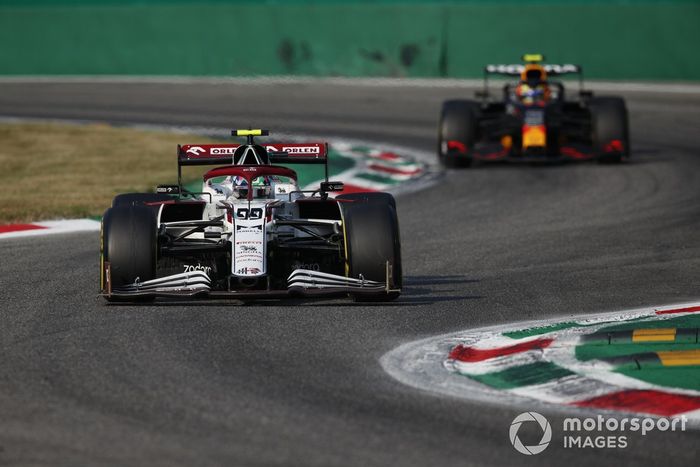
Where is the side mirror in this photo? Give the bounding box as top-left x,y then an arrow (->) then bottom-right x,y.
156,185 -> 180,194
320,181 -> 344,192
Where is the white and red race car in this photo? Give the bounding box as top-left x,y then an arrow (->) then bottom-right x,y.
100,129 -> 401,302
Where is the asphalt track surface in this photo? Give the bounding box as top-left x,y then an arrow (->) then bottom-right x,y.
1,80 -> 699,466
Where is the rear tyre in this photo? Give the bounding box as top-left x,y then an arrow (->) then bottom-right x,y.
438,100 -> 480,168
101,205 -> 158,302
589,97 -> 629,163
341,200 -> 402,302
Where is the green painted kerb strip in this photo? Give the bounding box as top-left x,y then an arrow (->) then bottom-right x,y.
503,314 -> 660,339
464,361 -> 575,390
575,314 -> 700,392
355,172 -> 401,185
596,314 -> 700,333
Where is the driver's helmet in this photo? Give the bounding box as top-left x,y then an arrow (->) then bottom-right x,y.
516,64 -> 551,105
231,176 -> 272,199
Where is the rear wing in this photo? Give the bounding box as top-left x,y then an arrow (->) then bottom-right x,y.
178,143 -> 328,166
479,63 -> 585,99
484,64 -> 582,77
175,142 -> 330,192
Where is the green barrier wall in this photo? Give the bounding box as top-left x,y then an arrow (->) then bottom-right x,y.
1,1 -> 699,80
444,3 -> 700,81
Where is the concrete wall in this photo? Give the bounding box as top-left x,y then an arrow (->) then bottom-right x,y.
1,1 -> 699,80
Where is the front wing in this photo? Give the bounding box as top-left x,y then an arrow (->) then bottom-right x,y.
101,265 -> 400,301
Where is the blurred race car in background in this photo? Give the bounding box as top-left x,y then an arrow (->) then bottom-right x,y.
100,129 -> 401,302
437,54 -> 629,167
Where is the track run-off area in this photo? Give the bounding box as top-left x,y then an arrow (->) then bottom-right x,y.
1,78 -> 699,466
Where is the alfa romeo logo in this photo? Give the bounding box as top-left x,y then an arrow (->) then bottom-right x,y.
186,146 -> 205,156
509,412 -> 552,455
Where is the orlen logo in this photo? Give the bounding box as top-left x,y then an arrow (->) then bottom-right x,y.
210,147 -> 237,155
282,146 -> 318,154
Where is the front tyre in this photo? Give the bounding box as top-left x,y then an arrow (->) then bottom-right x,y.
101,205 -> 158,302
438,100 -> 480,168
589,97 -> 629,163
341,200 -> 402,302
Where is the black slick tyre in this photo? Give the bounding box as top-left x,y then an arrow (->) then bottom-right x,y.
438,100 -> 479,168
589,97 -> 629,163
341,200 -> 402,302
101,205 -> 158,302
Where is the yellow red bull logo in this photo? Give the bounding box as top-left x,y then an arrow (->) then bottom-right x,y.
522,125 -> 546,149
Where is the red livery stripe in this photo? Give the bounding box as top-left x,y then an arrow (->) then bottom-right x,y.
0,223 -> 47,234
561,146 -> 590,159
366,164 -> 422,176
448,338 -> 554,363
447,140 -> 468,153
372,151 -> 401,161
574,390 -> 700,416
338,184 -> 378,194
604,139 -> 625,153
474,149 -> 509,160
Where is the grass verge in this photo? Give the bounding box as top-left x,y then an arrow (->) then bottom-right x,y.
0,122 -> 220,223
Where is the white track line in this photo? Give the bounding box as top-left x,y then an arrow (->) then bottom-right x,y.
0,219 -> 100,240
